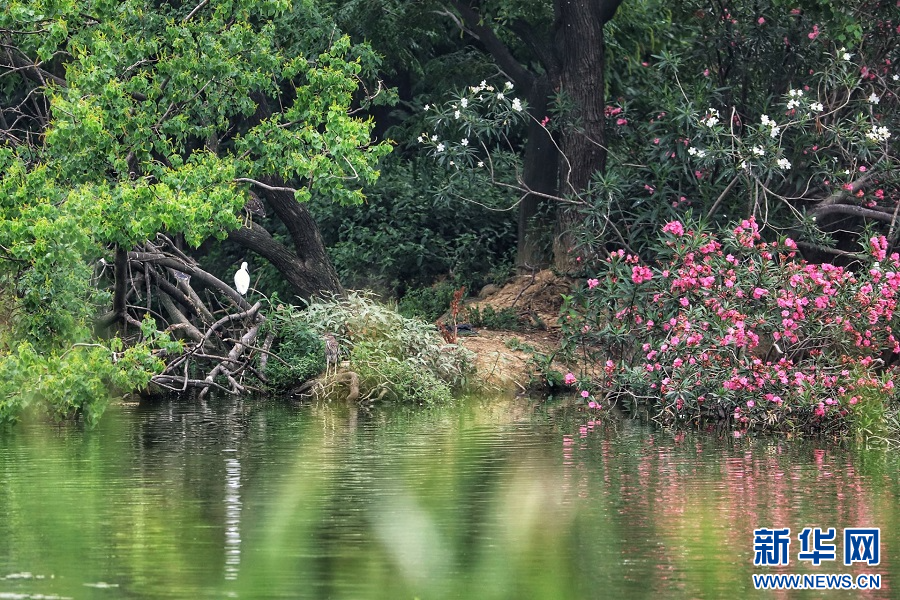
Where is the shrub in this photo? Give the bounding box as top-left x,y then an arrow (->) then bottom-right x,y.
561,217 -> 899,434
467,305 -> 521,331
262,313 -> 326,392
398,282 -> 457,321
294,292 -> 474,403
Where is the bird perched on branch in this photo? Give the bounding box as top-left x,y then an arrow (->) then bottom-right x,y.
234,262 -> 250,295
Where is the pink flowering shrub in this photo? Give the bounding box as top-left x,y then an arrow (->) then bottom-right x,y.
560,217 -> 899,433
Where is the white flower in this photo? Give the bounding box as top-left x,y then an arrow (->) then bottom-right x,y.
867,126 -> 892,142
788,89 -> 802,98
741,160 -> 749,170
752,146 -> 765,156
431,135 -> 438,141
893,74 -> 899,81
423,104 -> 430,111
461,138 -> 468,146
470,86 -> 480,93
760,114 -> 771,125
770,126 -> 780,138
869,93 -> 880,104
454,110 -> 461,119
436,143 -> 445,152
480,80 -> 487,88
505,81 -> 513,89
511,98 -> 522,111
810,102 -> 824,112
688,147 -> 706,157
843,52 -> 853,61
787,99 -> 800,110
703,116 -> 719,127
460,98 -> 468,108
496,92 -> 504,100
477,161 -> 484,168
777,158 -> 792,170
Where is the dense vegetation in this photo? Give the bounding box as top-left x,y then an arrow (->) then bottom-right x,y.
1,0 -> 898,433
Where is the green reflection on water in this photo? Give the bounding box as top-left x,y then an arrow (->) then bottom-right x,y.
0,397 -> 898,599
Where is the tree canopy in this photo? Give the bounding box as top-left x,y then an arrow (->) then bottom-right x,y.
0,0 -> 391,421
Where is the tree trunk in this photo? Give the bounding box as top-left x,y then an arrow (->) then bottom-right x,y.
552,0 -> 623,272
517,77 -> 558,272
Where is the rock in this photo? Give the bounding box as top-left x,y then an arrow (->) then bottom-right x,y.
479,283 -> 501,299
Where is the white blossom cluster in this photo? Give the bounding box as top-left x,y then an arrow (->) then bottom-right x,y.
760,114 -> 780,139
700,108 -> 720,128
866,125 -> 892,143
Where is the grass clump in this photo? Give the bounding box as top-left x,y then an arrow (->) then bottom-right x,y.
295,292 -> 474,404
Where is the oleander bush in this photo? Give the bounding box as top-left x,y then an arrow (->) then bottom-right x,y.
561,217 -> 900,434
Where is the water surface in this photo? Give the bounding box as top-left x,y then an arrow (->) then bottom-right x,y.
0,396 -> 897,599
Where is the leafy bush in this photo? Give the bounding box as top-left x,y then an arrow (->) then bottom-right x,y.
561,217 -> 899,434
293,292 -> 474,403
262,313 -> 326,392
398,282 -> 457,321
466,305 -> 521,331
0,316 -> 178,425
311,157 -> 517,295
350,341 -> 454,405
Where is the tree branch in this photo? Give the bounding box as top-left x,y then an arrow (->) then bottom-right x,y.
445,1 -> 534,89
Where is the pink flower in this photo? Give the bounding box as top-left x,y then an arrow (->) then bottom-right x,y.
564,372 -> 576,385
616,118 -> 628,126
808,24 -> 820,39
581,390 -> 590,398
859,166 -> 867,172
540,116 -> 550,127
587,278 -> 599,289
632,265 -> 653,284
752,287 -> 768,299
747,400 -> 755,408
757,17 -> 765,24
662,221 -> 685,236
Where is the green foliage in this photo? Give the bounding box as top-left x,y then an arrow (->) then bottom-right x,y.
262,315 -> 326,392
397,282 -> 457,322
466,305 -> 521,331
580,0 -> 900,256
0,317 -> 179,425
846,377 -> 890,440
313,157 -> 517,295
350,341 -> 453,405
0,0 -> 392,421
294,292 -> 474,403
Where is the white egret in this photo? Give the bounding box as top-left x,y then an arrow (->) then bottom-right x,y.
234,262 -> 250,295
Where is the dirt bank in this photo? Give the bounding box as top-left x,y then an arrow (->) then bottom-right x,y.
456,270 -> 574,391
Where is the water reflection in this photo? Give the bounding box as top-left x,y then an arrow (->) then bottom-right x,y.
223,454 -> 241,582
0,397 -> 897,599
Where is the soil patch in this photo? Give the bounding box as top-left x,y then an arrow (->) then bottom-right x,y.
459,329 -> 560,391
455,270 -> 575,390
467,270 -> 573,330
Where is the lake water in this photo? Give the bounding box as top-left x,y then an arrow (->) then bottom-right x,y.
0,396 -> 897,599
